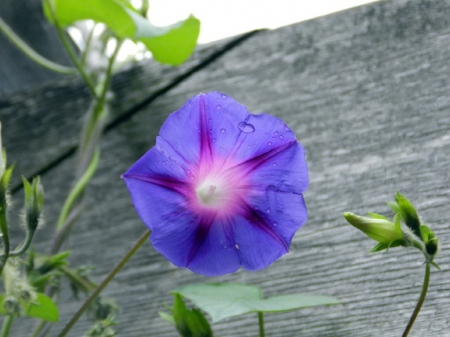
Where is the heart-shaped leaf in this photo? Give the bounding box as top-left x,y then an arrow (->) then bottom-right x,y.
174,283 -> 339,323
43,0 -> 200,65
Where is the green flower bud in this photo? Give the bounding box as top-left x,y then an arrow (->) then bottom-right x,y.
395,193 -> 422,241
2,295 -> 21,316
22,176 -> 44,232
343,212 -> 404,250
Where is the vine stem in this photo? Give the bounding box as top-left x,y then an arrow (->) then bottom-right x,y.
0,207 -> 9,276
0,16 -> 76,75
0,315 -> 13,337
57,230 -> 150,337
402,263 -> 431,337
258,312 -> 265,337
46,0 -> 98,98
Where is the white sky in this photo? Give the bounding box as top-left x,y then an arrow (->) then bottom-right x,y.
147,0 -> 379,44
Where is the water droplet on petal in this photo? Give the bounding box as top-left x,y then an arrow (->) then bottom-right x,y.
217,105 -> 222,110
253,144 -> 257,148
238,122 -> 255,133
279,135 -> 284,139
270,174 -> 274,178
220,128 -> 226,133
273,222 -> 278,227
221,94 -> 227,99
235,244 -> 240,250
272,163 -> 277,167
267,142 -> 272,146
266,208 -> 271,213
219,147 -> 223,150
284,125 -> 290,130
208,118 -> 212,122
274,131 -> 279,135
212,138 -> 216,142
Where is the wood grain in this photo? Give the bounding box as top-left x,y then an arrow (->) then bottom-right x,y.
3,0 -> 450,336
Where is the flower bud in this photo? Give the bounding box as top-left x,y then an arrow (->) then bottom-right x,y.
22,176 -> 44,232
2,295 -> 21,316
395,193 -> 422,241
343,212 -> 404,251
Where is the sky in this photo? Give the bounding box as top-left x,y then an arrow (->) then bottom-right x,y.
146,0 -> 379,44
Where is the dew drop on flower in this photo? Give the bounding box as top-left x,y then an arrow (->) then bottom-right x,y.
217,105 -> 222,110
220,128 -> 226,133
267,142 -> 272,146
238,122 -> 255,133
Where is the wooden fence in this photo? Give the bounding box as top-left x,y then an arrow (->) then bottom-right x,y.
1,0 -> 450,336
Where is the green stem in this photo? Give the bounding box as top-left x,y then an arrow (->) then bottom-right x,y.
258,312 -> 265,337
56,148 -> 100,231
46,0 -> 98,98
402,263 -> 431,337
0,16 -> 76,75
30,320 -> 46,337
0,315 -> 13,337
57,230 -> 150,337
9,229 -> 35,257
0,208 -> 10,276
97,39 -> 123,110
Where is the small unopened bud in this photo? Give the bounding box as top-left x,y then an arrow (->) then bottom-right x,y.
2,296 -> 21,316
22,176 -> 44,232
343,212 -> 404,250
426,238 -> 439,257
395,193 -> 422,241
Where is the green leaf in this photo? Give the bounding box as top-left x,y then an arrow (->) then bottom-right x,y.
139,15 -> 200,65
174,283 -> 339,323
0,293 -> 59,322
43,0 -> 200,65
172,294 -> 213,337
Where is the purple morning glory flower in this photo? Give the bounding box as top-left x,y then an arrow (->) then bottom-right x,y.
122,92 -> 308,276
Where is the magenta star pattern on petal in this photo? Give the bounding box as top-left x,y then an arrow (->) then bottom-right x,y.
122,92 -> 308,276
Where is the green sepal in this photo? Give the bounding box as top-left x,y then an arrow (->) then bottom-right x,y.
430,261 -> 441,270
387,201 -> 400,215
158,311 -> 176,325
0,164 -> 14,193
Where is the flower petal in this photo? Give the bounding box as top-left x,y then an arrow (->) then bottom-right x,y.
234,140 -> 308,195
245,188 -> 308,247
184,217 -> 241,276
122,174 -> 189,231
229,211 -> 289,271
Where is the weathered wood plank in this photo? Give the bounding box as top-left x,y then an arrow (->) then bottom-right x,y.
5,0 -> 450,336
0,0 -> 73,96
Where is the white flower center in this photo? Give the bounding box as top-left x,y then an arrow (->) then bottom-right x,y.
196,180 -> 223,208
